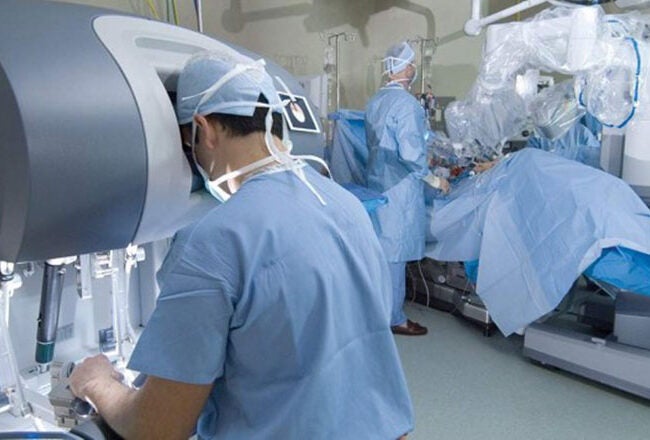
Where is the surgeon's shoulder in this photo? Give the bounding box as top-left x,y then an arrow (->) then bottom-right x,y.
381,88 -> 418,113
167,215 -> 213,252
157,214 -> 225,271
156,213 -> 240,295
174,204 -> 246,256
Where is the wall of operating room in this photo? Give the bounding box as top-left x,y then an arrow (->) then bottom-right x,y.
51,0 -> 626,110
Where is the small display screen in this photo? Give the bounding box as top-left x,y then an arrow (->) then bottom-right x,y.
277,93 -> 320,134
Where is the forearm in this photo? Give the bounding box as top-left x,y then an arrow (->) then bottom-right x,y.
88,379 -> 196,440
473,160 -> 497,173
84,377 -> 143,439
71,356 -> 209,440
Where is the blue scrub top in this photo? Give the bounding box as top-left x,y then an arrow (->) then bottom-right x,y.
128,166 -> 414,439
365,84 -> 429,262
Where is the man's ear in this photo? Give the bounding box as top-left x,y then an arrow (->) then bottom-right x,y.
194,114 -> 209,131
194,114 -> 219,149
194,114 -> 227,133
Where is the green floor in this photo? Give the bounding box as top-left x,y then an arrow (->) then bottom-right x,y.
396,303 -> 650,440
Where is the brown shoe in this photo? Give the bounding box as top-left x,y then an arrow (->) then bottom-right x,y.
391,319 -> 428,336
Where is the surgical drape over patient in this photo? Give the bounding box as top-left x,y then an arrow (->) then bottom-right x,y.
426,149 -> 650,335
331,97 -> 650,338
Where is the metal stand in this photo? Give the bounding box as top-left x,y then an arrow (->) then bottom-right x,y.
524,322 -> 650,399
524,288 -> 650,399
408,36 -> 437,96
0,261 -> 30,417
98,245 -> 144,363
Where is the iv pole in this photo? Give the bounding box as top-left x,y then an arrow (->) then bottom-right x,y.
408,36 -> 437,95
323,32 -> 356,111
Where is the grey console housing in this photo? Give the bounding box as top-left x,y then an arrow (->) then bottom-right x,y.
0,0 -> 324,263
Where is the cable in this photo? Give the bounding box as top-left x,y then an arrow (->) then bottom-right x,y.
145,0 -> 160,20
123,252 -> 138,347
416,260 -> 432,308
172,0 -> 180,25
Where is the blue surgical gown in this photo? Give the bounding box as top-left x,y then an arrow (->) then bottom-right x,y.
128,166 -> 414,439
365,84 -> 429,263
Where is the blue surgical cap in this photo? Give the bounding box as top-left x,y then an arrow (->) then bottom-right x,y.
383,41 -> 415,75
176,52 -> 282,125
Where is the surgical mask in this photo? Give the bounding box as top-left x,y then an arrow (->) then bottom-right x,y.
190,141 -> 276,203
409,67 -> 418,87
182,59 -> 330,204
383,53 -> 414,76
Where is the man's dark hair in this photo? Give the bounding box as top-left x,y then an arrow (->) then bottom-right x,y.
183,93 -> 283,139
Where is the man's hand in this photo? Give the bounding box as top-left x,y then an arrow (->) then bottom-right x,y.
437,177 -> 450,193
70,355 -> 122,402
68,355 -> 212,440
423,174 -> 450,194
473,160 -> 497,173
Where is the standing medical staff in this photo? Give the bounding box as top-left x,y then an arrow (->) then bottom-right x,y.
69,52 -> 414,439
365,41 -> 448,336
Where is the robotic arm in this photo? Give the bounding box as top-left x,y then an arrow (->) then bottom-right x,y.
445,4 -> 650,203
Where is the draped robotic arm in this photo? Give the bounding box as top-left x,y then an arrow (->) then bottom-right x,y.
429,3 -> 650,401
444,4 -> 650,202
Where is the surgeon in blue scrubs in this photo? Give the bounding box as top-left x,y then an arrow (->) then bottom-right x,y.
69,52 -> 414,439
365,41 -> 448,336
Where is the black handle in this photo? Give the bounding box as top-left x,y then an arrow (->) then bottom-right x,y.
35,262 -> 66,364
